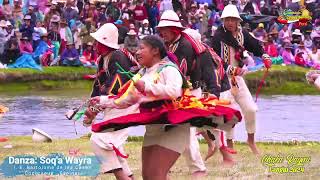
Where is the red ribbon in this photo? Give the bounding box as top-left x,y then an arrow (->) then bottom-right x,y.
109,143 -> 129,158
255,68 -> 269,102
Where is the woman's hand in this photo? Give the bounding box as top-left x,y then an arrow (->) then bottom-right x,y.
134,80 -> 145,93
89,96 -> 100,106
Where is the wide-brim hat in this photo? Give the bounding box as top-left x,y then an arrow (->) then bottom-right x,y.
292,29 -> 303,36
21,36 -> 29,40
41,33 -> 48,37
24,15 -> 32,20
143,19 -> 149,24
156,10 -> 184,29
60,19 -> 68,25
284,44 -> 293,49
66,42 -> 74,46
32,128 -> 53,143
221,4 -> 242,21
90,23 -> 120,49
50,15 -> 61,23
127,29 -> 137,35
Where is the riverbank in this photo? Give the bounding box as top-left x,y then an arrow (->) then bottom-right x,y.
0,136 -> 319,179
0,65 -> 317,95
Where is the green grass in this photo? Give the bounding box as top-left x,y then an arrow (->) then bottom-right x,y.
0,65 -> 318,95
0,136 -> 319,179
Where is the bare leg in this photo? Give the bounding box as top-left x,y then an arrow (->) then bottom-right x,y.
227,139 -> 233,149
111,169 -> 131,180
142,145 -> 180,180
247,133 -> 259,154
199,131 -> 216,161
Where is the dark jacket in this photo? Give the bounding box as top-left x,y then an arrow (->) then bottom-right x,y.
91,50 -> 134,97
211,26 -> 263,70
170,36 -> 222,97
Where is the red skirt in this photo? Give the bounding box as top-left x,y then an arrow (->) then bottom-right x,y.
91,105 -> 242,133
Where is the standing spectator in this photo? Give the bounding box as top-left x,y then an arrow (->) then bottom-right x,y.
106,0 -> 121,22
63,1 -> 78,23
27,5 -> 37,27
61,42 -> 81,66
138,19 -> 153,39
187,3 -> 197,24
48,19 -> 61,60
79,18 -> 95,50
148,0 -> 159,33
2,0 -> 13,21
124,29 -> 139,55
80,3 -> 90,21
97,4 -> 107,26
133,0 -> 148,28
19,15 -> 34,40
260,1 -> 269,15
114,20 -> 128,46
159,0 -> 174,16
12,0 -> 24,28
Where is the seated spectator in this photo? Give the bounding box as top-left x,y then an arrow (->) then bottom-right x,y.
5,21 -> 15,41
295,50 -> 307,67
80,42 -> 97,68
19,36 -> 33,54
33,21 -> 47,50
79,18 -> 95,50
264,35 -> 278,57
19,15 -> 34,41
304,35 -> 313,50
253,23 -> 267,39
34,33 -> 54,66
190,16 -> 200,31
279,24 -> 291,44
292,29 -> 304,45
138,19 -> 153,39
59,19 -> 73,54
8,36 -> 42,71
310,46 -> 320,69
282,43 -> 294,65
115,20 -> 129,47
61,42 -> 81,66
1,38 -> 19,65
124,29 -> 139,55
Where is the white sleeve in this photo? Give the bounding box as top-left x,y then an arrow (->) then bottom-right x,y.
143,66 -> 183,99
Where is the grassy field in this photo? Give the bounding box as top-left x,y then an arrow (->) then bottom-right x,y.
0,136 -> 319,179
0,65 -> 316,95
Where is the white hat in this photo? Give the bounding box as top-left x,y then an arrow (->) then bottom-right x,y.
204,3 -> 209,7
6,21 -> 12,26
156,10 -> 184,29
292,29 -> 303,36
183,28 -> 201,41
143,19 -> 149,24
32,128 -> 53,143
315,77 -> 320,90
127,29 -> 137,35
90,23 -> 120,49
221,4 -> 242,21
0,20 -> 7,27
24,15 -> 32,20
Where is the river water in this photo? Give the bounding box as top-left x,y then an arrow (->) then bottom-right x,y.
0,92 -> 319,142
